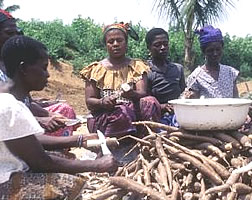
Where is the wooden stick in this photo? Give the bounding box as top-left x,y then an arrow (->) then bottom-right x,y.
199,178 -> 206,200
148,158 -> 160,171
230,131 -> 252,148
170,180 -> 180,200
118,135 -> 152,146
109,176 -> 170,200
156,137 -> 173,191
214,132 -> 242,149
233,183 -> 252,195
169,131 -> 222,146
90,187 -> 121,200
132,121 -> 179,132
140,154 -> 151,186
205,173 -> 240,195
164,144 -> 223,185
157,160 -> 170,194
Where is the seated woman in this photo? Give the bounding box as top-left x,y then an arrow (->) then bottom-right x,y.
80,23 -> 161,137
0,9 -> 21,82
184,25 -> 239,99
0,10 -> 77,137
2,34 -> 77,138
0,91 -> 117,199
145,28 -> 186,127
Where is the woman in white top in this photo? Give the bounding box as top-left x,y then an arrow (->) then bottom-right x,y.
0,38 -> 117,199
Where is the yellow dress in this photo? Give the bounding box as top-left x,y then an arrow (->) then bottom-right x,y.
79,59 -> 160,137
80,59 -> 150,91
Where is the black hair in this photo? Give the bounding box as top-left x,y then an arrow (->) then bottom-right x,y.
0,18 -> 16,30
145,28 -> 169,49
1,35 -> 47,78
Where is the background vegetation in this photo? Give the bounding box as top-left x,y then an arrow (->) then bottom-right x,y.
17,17 -> 252,79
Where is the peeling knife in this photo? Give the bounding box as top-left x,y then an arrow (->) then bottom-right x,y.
97,130 -> 112,155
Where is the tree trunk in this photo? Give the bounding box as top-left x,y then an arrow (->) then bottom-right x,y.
184,35 -> 195,72
184,3 -> 195,72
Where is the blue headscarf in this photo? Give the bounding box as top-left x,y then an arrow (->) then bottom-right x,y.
195,25 -> 223,47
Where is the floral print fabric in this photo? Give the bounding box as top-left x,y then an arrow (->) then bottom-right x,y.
187,64 -> 239,98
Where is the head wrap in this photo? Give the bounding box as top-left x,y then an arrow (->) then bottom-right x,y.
0,9 -> 14,24
145,28 -> 169,49
195,25 -> 223,47
103,22 -> 139,41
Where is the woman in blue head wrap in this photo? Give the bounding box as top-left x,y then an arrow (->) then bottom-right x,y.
184,25 -> 239,99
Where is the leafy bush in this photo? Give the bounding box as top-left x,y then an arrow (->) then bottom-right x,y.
17,17 -> 251,79
18,20 -> 73,61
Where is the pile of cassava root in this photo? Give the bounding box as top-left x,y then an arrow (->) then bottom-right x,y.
82,121 -> 252,200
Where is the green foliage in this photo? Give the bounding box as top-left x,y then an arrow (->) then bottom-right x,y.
168,29 -> 185,63
18,19 -> 74,61
127,23 -> 149,60
16,17 -> 251,79
222,34 -> 252,78
67,17 -> 105,71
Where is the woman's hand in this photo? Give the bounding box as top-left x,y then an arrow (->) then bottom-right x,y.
161,103 -> 174,114
121,88 -> 135,100
181,88 -> 199,99
101,96 -> 117,110
94,155 -> 118,173
37,114 -> 66,132
239,115 -> 252,133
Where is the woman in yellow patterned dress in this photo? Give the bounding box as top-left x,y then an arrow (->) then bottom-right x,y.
80,23 -> 161,138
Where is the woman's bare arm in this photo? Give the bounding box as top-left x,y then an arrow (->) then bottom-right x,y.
85,80 -> 103,111
36,134 -> 98,150
85,80 -> 117,111
5,135 -> 117,174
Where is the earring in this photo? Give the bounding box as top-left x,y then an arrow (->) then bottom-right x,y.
148,52 -> 152,59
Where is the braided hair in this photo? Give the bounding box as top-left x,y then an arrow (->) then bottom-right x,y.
1,35 -> 47,78
145,28 -> 169,49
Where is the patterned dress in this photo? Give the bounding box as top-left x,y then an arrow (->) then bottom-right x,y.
187,64 -> 239,98
80,59 -> 161,137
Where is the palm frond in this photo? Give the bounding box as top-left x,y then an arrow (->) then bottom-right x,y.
153,0 -> 236,29
153,0 -> 184,28
5,5 -> 20,13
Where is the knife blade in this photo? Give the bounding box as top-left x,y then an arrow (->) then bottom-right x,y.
97,130 -> 112,155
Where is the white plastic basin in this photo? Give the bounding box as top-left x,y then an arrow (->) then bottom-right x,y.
168,98 -> 252,130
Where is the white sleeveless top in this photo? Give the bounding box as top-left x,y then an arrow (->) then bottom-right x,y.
0,93 -> 44,184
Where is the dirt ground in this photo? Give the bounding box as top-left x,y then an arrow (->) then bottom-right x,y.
31,61 -> 88,115
31,61 -> 252,117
